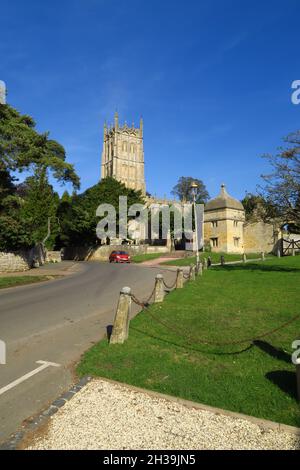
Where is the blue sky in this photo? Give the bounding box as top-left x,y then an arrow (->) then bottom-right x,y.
1,0 -> 299,200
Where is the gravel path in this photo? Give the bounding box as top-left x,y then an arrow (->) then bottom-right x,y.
26,379 -> 300,450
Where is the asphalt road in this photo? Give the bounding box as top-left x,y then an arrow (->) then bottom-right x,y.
0,261 -> 176,444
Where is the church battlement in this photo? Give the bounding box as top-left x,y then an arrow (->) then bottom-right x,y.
101,112 -> 145,195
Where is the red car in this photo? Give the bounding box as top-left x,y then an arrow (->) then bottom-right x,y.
109,250 -> 131,263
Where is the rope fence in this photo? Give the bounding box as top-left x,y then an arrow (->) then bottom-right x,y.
109,252 -> 299,349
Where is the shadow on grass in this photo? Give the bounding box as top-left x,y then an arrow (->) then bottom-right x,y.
253,340 -> 291,364
106,324 -> 113,341
130,326 -> 253,356
213,264 -> 300,273
266,370 -> 298,401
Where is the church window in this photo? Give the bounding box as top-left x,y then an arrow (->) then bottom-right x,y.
210,237 -> 218,247
211,221 -> 218,228
234,237 -> 240,247
123,142 -> 127,152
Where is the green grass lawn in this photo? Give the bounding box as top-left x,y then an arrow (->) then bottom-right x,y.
132,252 -> 165,263
0,275 -> 55,289
77,256 -> 300,427
162,251 -> 270,266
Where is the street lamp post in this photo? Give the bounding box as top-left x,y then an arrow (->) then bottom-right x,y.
190,181 -> 199,266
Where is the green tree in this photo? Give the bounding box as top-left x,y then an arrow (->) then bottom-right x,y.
57,177 -> 145,247
0,104 -> 80,250
241,192 -> 279,222
19,174 -> 60,249
171,176 -> 209,203
0,104 -> 80,188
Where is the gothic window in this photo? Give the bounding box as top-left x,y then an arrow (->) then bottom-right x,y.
130,143 -> 135,154
210,237 -> 218,247
122,142 -> 127,152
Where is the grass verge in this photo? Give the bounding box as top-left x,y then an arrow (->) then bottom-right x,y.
77,256 -> 300,427
162,252 -> 271,266
132,253 -> 166,263
0,275 -> 57,289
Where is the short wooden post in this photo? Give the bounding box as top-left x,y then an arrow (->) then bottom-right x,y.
203,258 -> 208,270
292,241 -> 295,256
220,255 -> 225,266
261,251 -> 265,261
154,274 -> 165,303
277,247 -> 281,258
189,264 -> 196,281
176,269 -> 184,288
242,253 -> 247,264
110,287 -> 131,344
198,261 -> 203,276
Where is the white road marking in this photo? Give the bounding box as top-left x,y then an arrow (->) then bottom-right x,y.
0,360 -> 61,396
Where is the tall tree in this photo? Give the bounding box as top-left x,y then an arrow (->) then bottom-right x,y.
57,177 -> 145,247
171,176 -> 209,203
0,103 -> 80,250
19,174 -> 60,249
241,192 -> 279,222
260,130 -> 300,228
0,104 -> 80,188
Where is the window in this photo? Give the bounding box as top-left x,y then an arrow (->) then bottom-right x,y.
122,142 -> 127,152
234,237 -> 240,247
233,220 -> 238,227
210,237 -> 218,247
211,221 -> 218,228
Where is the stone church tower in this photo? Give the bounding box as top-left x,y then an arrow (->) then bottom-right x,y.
101,112 -> 146,194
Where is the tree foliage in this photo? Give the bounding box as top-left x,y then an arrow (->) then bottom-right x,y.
171,176 -> 209,203
260,130 -> 300,229
0,103 -> 80,250
56,177 -> 145,247
0,104 -> 80,188
241,192 -> 279,222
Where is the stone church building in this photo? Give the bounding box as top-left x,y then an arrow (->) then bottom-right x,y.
101,112 -> 145,195
100,114 -> 281,254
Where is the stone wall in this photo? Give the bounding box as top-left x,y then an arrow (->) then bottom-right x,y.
0,244 -> 46,273
0,251 -> 31,272
62,244 -> 169,262
46,251 -> 62,263
243,221 -> 279,254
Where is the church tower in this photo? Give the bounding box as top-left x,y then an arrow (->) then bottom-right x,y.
101,112 -> 146,195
